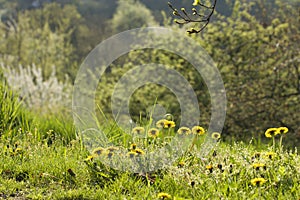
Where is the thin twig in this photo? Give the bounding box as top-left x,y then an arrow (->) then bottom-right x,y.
169,0 -> 218,34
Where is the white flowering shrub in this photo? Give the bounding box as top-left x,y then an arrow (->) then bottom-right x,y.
1,64 -> 72,114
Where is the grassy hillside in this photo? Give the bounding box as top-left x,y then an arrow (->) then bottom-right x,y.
0,0 -> 299,199
0,83 -> 299,199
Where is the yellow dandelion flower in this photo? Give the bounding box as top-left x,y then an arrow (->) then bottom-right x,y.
15,147 -> 23,152
177,127 -> 191,135
264,128 -> 277,138
127,151 -> 138,158
14,147 -> 23,155
133,148 -> 145,155
253,152 -> 261,159
206,165 -> 213,173
92,147 -> 106,156
157,192 -> 172,199
206,165 -> 213,170
252,163 -> 266,170
130,143 -> 137,150
132,127 -> 145,135
265,152 -> 276,159
251,178 -> 267,186
276,127 -> 288,135
164,120 -> 176,129
211,132 -> 221,140
192,126 -> 205,135
156,119 -> 166,129
148,128 -> 159,138
178,161 -> 185,167
85,155 -> 94,162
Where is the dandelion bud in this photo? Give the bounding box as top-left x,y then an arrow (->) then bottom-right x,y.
173,9 -> 179,16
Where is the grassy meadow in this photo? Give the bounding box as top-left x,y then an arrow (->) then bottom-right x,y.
0,0 -> 299,199
0,83 -> 299,199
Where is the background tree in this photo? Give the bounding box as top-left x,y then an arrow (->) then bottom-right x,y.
0,2 -> 84,80
94,0 -> 300,147
194,1 -> 300,146
110,0 -> 157,34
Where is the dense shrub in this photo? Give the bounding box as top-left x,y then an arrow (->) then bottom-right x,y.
1,64 -> 72,115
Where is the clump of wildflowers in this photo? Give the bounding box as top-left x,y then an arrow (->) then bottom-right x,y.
264,127 -> 289,151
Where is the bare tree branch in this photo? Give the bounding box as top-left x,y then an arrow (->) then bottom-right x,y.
168,0 -> 217,34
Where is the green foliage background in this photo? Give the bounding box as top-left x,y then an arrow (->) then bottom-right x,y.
94,0 -> 300,147
197,1 -> 300,146
0,0 -> 299,147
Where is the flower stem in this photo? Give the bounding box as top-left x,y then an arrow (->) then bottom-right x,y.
189,135 -> 197,152
272,137 -> 276,151
279,135 -> 283,153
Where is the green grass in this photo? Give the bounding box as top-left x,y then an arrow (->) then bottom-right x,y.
0,84 -> 299,199
1,118 -> 299,200
0,133 -> 299,199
